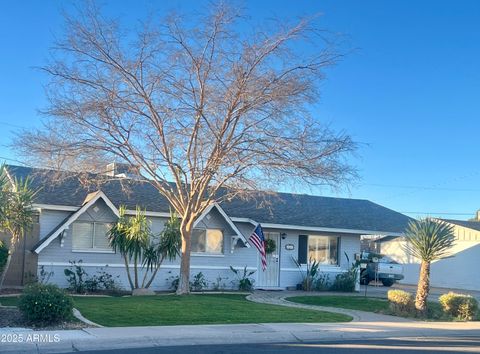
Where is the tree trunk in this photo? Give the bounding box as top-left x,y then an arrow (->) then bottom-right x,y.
0,252 -> 13,290
145,255 -> 165,289
415,260 -> 430,313
133,253 -> 139,289
0,236 -> 18,290
123,254 -> 134,290
176,219 -> 193,295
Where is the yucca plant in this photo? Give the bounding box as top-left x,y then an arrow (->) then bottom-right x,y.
0,165 -> 38,289
404,218 -> 455,313
108,206 -> 180,291
293,257 -> 320,291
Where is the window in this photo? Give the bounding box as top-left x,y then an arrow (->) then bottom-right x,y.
191,229 -> 223,254
72,222 -> 112,251
307,235 -> 339,265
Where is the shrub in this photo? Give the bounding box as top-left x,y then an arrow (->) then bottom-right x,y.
38,265 -> 54,284
313,273 -> 330,291
64,260 -> 87,293
329,252 -> 359,292
439,292 -> 478,321
230,266 -> 255,291
84,268 -> 121,293
18,283 -> 73,325
388,289 -> 414,315
292,257 -> 320,291
330,271 -> 357,292
212,276 -> 228,291
191,272 -> 208,292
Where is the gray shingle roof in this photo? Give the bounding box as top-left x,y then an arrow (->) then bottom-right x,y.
440,218 -> 480,232
6,165 -> 412,234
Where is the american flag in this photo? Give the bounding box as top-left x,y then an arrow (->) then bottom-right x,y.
249,224 -> 267,271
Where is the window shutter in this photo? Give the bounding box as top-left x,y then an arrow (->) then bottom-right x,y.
298,235 -> 308,264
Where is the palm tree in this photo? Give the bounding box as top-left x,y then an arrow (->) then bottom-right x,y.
108,206 -> 180,291
404,218 -> 455,313
0,165 -> 37,289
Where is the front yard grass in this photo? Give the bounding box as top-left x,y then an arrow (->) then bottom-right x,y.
1,294 -> 352,326
72,294 -> 352,326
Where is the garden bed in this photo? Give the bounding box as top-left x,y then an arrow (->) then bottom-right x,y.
0,306 -> 87,330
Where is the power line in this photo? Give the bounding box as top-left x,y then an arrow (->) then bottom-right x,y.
400,211 -> 474,216
364,183 -> 480,192
0,120 -> 25,129
0,156 -> 27,165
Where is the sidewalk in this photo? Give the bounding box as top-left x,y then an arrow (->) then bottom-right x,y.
2,320 -> 480,353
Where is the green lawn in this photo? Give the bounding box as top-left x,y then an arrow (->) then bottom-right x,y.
286,295 -> 389,312
1,294 -> 352,326
72,294 -> 352,326
0,296 -> 19,306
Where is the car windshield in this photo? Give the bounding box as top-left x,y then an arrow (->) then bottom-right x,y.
378,256 -> 396,263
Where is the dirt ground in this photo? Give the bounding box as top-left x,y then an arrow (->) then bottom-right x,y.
0,307 -> 88,330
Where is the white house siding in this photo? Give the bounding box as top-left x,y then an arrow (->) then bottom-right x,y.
38,201 -> 258,290
378,225 -> 480,291
39,210 -> 72,240
37,200 -> 362,290
274,230 -> 360,288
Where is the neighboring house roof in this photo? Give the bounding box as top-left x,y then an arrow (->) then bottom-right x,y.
440,218 -> 480,232
373,235 -> 401,243
6,165 -> 412,234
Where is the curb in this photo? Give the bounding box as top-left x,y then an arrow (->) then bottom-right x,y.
72,308 -> 103,328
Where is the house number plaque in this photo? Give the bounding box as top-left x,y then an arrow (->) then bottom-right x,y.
284,244 -> 294,250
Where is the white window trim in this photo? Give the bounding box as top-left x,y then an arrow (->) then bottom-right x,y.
307,235 -> 340,266
72,221 -> 114,253
191,228 -> 224,255
72,249 -> 115,254
191,252 -> 225,258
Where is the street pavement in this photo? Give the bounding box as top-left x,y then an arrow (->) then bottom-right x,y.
1,320 -> 479,353
36,337 -> 480,354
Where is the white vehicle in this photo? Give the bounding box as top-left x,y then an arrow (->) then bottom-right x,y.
360,252 -> 404,287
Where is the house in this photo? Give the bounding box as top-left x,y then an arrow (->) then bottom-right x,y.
2,164 -> 411,291
376,217 -> 480,291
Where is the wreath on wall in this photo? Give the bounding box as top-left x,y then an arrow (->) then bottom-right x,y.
264,239 -> 276,254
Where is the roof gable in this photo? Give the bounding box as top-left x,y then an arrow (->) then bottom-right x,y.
193,203 -> 250,247
33,191 -> 119,253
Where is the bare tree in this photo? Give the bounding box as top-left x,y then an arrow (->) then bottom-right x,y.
15,2 -> 356,294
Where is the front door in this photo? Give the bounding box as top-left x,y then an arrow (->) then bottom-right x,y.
256,232 -> 280,288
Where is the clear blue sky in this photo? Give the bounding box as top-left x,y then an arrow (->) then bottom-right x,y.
1,0 -> 479,220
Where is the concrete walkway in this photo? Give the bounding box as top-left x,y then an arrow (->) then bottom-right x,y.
247,291 -> 411,322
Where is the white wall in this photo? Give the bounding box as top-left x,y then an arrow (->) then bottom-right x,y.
379,230 -> 480,291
